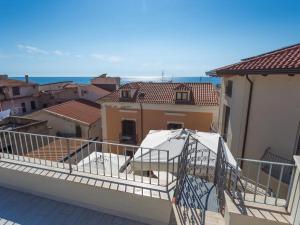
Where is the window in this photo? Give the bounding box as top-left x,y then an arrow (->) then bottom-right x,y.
75,125 -> 82,137
30,101 -> 36,110
21,102 -> 26,113
225,80 -> 233,97
81,89 -> 87,95
167,123 -> 183,130
120,120 -> 136,144
222,105 -> 230,141
121,90 -> 130,98
12,87 -> 20,96
176,92 -> 189,101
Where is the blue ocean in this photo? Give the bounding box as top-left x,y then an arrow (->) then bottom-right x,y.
11,76 -> 220,86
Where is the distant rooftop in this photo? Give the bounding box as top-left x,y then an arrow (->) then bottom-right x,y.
208,43 -> 300,76
45,99 -> 101,125
39,80 -> 73,86
0,78 -> 36,87
0,116 -> 45,131
99,82 -> 218,106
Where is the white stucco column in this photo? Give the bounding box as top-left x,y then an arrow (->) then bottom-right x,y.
288,156 -> 300,225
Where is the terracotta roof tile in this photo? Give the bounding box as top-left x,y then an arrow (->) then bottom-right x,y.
45,99 -> 101,125
100,82 -> 218,106
211,43 -> 300,76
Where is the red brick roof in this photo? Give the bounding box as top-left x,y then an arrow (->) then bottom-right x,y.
99,82 -> 218,106
45,99 -> 101,125
210,43 -> 300,76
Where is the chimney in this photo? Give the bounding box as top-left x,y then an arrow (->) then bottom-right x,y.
25,74 -> 29,83
0,74 -> 8,80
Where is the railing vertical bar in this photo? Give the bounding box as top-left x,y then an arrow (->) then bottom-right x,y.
141,148 -> 143,183
8,132 -> 14,160
94,142 -> 99,175
233,159 -> 239,198
3,132 -> 9,159
264,163 -> 273,204
102,144 -> 106,177
109,144 -> 112,177
166,150 -> 169,188
254,161 -> 261,202
47,136 -> 52,167
29,133 -> 35,164
172,157 -> 175,182
193,142 -> 198,175
66,138 -> 72,173
24,133 -> 30,162
74,140 -> 78,171
285,166 -> 295,208
12,132 -> 20,161
18,132 -> 25,162
206,150 -> 211,178
132,147 -> 135,182
80,141 -> 84,172
40,136 -> 45,165
124,146 -> 127,180
275,165 -> 284,206
0,132 -> 5,158
158,150 -> 160,186
88,141 -> 92,174
34,135 -> 41,164
149,148 -> 151,184
59,138 -> 64,168
53,137 -> 59,168
117,145 -> 120,179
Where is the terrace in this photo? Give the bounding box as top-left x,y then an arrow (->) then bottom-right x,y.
0,130 -> 299,225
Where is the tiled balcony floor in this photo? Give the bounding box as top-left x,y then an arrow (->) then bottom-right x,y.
0,187 -> 147,225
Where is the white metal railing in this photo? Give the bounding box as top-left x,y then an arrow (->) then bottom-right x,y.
0,130 -> 179,191
215,136 -> 296,210
232,158 -> 296,207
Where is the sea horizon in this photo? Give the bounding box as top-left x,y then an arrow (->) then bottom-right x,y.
10,75 -> 221,86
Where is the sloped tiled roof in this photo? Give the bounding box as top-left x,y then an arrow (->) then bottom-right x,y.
99,82 -> 218,106
209,43 -> 300,76
45,99 -> 101,125
0,78 -> 36,87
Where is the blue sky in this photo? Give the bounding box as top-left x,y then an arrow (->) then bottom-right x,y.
0,0 -> 300,77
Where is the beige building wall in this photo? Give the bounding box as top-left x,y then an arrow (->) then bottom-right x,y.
28,110 -> 101,140
101,102 -> 218,144
219,74 -> 300,160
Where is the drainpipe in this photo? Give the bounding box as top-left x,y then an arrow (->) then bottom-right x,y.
241,75 -> 253,166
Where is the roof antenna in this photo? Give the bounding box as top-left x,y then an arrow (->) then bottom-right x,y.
161,70 -> 164,82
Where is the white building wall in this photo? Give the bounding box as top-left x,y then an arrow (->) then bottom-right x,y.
220,74 -> 300,160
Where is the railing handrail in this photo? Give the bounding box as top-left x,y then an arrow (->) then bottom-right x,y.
0,129 -> 169,153
237,157 -> 295,167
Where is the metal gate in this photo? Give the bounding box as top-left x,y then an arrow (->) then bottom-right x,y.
174,134 -> 217,225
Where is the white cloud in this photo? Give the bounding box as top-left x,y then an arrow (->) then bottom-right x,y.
17,44 -> 81,58
91,54 -> 123,63
52,50 -> 71,56
17,44 -> 48,54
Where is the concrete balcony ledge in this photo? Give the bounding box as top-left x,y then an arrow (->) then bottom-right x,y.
224,193 -> 292,225
0,157 -> 174,225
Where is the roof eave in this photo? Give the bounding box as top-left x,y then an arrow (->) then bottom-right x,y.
213,68 -> 300,76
